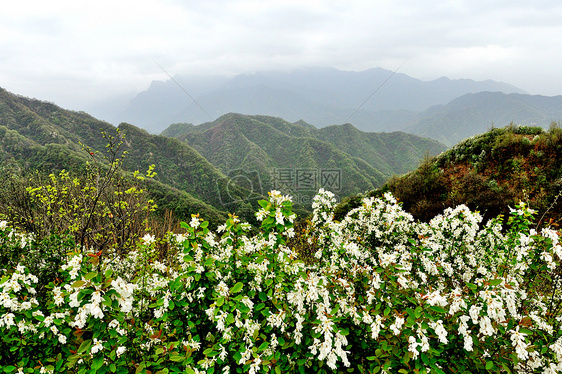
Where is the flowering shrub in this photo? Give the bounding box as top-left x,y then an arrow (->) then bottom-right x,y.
1,189 -> 562,373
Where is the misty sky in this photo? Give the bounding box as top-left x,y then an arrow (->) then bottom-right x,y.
2,0 -> 562,111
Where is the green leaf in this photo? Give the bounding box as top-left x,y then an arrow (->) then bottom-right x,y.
231,282 -> 244,294
78,339 -> 92,354
216,297 -> 225,307
429,306 -> 447,314
203,348 -> 214,356
169,354 -> 185,362
72,280 -> 86,288
488,279 -> 503,286
226,313 -> 235,324
92,355 -> 104,370
263,217 -> 275,226
339,328 -> 350,336
102,295 -> 113,307
67,354 -> 80,368
3,366 -> 16,373
485,361 -> 494,370
204,258 -> 215,266
205,350 -> 219,357
85,272 -> 98,280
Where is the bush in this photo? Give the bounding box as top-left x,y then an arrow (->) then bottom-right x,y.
0,130 -> 157,256
1,190 -> 562,373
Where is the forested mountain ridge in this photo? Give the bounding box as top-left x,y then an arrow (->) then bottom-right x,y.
0,87 -> 259,226
1,86 -> 444,224
162,113 -> 446,205
163,114 -> 385,207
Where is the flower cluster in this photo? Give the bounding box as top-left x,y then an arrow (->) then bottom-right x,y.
1,190 -> 562,373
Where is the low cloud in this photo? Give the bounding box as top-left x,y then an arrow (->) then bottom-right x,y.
1,0 -> 562,110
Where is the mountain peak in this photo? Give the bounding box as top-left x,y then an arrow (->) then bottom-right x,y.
110,67 -> 526,134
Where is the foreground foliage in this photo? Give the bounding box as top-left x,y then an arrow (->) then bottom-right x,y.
1,189 -> 562,373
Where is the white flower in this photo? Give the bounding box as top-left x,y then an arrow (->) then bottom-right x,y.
91,338 -> 105,354
190,216 -> 201,228
116,346 -> 127,357
53,286 -> 65,306
218,344 -> 228,361
142,234 -> 155,245
510,327 -> 529,360
430,320 -> 448,344
255,209 -> 267,221
408,335 -> 420,359
248,356 -> 262,374
275,208 -> 284,225
390,316 -> 404,335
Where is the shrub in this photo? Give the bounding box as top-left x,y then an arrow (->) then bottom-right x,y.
0,130 -> 157,256
1,190 -> 562,373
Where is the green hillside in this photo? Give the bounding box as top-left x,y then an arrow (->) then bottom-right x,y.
0,86 -> 447,225
314,123 -> 446,176
0,87 -> 260,227
163,114 -> 385,210
162,113 -> 446,210
336,124 -> 562,225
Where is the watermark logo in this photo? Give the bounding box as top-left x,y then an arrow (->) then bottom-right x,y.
270,167 -> 342,203
270,168 -> 342,192
217,168 -> 342,206
216,168 -> 263,205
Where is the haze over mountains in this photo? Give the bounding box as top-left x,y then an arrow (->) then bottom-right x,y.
405,92 -> 562,146
90,67 -> 531,136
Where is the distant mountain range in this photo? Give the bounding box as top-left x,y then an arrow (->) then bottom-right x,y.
403,92 -> 562,146
91,67 -> 527,135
